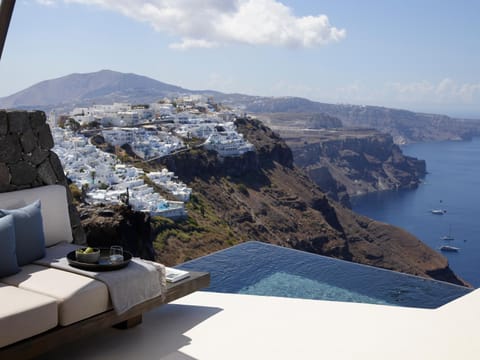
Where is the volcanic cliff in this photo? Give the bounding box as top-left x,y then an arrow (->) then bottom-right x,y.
147,117 -> 465,286
282,127 -> 426,206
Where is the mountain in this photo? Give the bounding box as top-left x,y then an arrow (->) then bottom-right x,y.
0,69 -> 220,109
2,70 -> 479,143
241,99 -> 480,144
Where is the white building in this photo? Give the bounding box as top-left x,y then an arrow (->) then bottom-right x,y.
115,111 -> 140,126
203,129 -> 255,157
52,127 -> 188,219
102,127 -> 183,160
102,128 -> 140,146
147,169 -> 192,202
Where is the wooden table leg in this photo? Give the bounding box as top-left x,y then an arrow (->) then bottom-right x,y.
113,314 -> 143,329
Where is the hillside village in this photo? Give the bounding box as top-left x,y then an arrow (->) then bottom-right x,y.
51,96 -> 254,218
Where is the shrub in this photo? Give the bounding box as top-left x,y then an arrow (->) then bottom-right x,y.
69,183 -> 82,204
237,183 -> 249,196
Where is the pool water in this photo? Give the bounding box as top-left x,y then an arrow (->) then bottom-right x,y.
178,241 -> 471,309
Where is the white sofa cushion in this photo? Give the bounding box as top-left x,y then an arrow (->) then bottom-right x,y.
0,282 -> 58,348
1,265 -> 111,326
0,185 -> 73,246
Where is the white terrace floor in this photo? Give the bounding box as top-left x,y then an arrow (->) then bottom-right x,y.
41,289 -> 480,360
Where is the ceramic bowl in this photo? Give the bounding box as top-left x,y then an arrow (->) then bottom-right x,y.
75,248 -> 100,263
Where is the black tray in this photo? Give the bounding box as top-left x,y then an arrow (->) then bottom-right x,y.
66,248 -> 132,271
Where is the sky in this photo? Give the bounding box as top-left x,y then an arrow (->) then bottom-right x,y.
0,0 -> 479,118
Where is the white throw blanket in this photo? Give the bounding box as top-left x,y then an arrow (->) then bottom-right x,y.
34,243 -> 166,315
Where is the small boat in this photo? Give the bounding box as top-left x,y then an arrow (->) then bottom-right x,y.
431,209 -> 446,215
440,226 -> 454,240
440,245 -> 459,252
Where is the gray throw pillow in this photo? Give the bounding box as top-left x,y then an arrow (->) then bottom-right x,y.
0,214 -> 20,277
0,200 -> 46,266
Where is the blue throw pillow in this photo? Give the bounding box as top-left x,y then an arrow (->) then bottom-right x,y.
0,200 -> 46,266
0,214 -> 20,277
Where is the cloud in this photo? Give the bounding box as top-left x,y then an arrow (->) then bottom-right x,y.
35,0 -> 57,5
42,0 -> 346,49
169,38 -> 218,51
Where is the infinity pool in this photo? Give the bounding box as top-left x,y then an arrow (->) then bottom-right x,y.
178,241 -> 471,308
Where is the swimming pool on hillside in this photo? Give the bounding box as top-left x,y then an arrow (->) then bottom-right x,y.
178,241 -> 471,309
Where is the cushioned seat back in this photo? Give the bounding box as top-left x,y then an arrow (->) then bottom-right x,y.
0,185 -> 73,246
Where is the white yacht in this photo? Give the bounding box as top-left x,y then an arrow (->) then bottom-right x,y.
440,245 -> 459,252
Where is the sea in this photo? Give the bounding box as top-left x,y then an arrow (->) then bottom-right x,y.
351,137 -> 480,288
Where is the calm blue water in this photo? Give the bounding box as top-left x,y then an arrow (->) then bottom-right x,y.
179,241 -> 470,308
351,138 -> 480,287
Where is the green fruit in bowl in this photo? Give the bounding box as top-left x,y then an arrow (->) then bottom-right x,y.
75,247 -> 100,263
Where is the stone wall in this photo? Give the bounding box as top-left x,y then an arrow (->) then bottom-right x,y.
0,110 -> 85,244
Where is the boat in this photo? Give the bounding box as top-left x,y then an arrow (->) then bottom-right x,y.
440,226 -> 454,240
431,209 -> 446,215
440,245 -> 459,252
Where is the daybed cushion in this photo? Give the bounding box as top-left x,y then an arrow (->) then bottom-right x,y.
0,282 -> 58,348
0,215 -> 20,277
0,200 -> 45,266
0,185 -> 73,246
1,265 -> 111,326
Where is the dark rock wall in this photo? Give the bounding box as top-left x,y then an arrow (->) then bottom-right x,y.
306,113 -> 343,129
235,117 -> 294,168
78,204 -> 155,261
290,132 -> 426,200
0,110 -> 86,244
